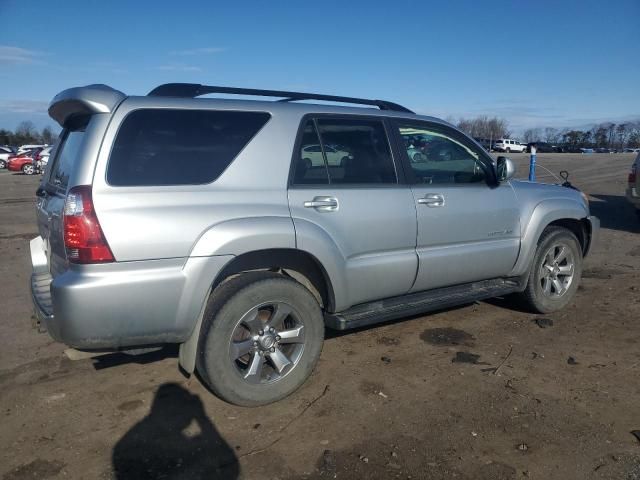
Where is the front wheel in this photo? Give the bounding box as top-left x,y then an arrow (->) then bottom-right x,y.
517,226 -> 583,313
22,163 -> 35,175
197,272 -> 325,406
0,160 -> 6,169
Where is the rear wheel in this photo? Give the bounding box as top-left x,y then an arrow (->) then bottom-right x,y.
0,160 -> 6,169
517,226 -> 582,313
506,147 -> 511,153
22,163 -> 35,175
197,272 -> 324,406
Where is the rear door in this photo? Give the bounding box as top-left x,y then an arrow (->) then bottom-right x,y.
288,116 -> 417,309
36,123 -> 87,276
391,120 -> 521,291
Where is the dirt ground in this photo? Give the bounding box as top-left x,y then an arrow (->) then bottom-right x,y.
0,153 -> 639,480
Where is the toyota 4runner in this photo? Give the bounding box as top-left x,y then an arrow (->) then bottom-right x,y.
31,83 -> 599,406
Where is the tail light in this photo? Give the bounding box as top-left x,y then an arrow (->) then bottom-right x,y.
629,164 -> 637,184
63,186 -> 114,263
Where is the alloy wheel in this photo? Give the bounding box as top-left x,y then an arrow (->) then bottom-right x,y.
539,242 -> 575,298
229,301 -> 306,385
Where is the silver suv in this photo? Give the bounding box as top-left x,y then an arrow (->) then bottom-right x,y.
31,83 -> 599,406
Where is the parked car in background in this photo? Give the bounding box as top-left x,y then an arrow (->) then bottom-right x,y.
0,146 -> 13,169
493,139 -> 526,153
300,144 -> 351,167
35,146 -> 53,170
17,144 -> 47,155
526,142 -> 560,153
627,153 -> 640,218
7,153 -> 37,175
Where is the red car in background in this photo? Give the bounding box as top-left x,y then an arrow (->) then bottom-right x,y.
7,152 -> 37,175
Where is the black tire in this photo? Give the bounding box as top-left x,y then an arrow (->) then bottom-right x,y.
506,147 -> 511,153
196,271 -> 324,406
517,226 -> 583,313
0,160 -> 6,169
22,163 -> 35,175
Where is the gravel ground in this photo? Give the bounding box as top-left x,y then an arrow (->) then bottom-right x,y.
0,153 -> 639,480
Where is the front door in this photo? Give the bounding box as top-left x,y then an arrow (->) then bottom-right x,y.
392,120 -> 521,292
288,117 -> 417,310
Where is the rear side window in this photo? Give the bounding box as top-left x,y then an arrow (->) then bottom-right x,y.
292,117 -> 396,185
107,109 -> 270,186
49,129 -> 85,190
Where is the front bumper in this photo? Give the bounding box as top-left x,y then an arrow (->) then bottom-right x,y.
29,236 -> 233,349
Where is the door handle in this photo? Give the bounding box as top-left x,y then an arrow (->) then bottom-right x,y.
418,193 -> 445,207
303,196 -> 338,211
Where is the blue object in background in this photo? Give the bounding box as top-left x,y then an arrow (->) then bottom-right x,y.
529,150 -> 537,182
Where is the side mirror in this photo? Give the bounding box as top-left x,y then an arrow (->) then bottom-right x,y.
496,156 -> 516,182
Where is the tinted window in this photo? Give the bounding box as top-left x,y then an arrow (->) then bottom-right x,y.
316,118 -> 395,184
49,130 -> 85,189
107,109 -> 270,186
294,121 -> 329,185
398,123 -> 488,185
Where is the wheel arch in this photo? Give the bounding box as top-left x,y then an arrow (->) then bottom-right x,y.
509,198 -> 590,277
547,218 -> 590,255
178,248 -> 335,374
211,248 -> 335,312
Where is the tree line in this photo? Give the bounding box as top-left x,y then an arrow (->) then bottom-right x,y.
451,116 -> 640,149
0,121 -> 59,147
522,122 -> 640,149
448,115 -> 511,140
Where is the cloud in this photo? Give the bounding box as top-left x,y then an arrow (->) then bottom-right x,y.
157,64 -> 202,72
0,100 -> 49,115
169,47 -> 225,56
0,45 -> 45,65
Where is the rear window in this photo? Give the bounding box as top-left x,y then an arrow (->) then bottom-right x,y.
49,130 -> 86,190
107,109 -> 270,186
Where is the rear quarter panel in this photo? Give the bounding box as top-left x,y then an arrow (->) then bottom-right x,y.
90,97 -> 299,262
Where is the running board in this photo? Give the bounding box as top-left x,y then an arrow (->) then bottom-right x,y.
325,278 -> 521,330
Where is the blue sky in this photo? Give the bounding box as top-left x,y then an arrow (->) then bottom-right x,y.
0,0 -> 638,135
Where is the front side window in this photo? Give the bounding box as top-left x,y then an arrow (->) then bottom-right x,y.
107,109 -> 270,186
398,123 -> 489,185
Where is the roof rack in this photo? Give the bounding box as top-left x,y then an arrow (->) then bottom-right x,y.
147,83 -> 414,114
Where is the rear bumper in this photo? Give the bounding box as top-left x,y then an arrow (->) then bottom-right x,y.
29,236 -> 233,349
627,186 -> 640,208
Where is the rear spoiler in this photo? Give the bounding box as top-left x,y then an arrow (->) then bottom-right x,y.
48,84 -> 126,128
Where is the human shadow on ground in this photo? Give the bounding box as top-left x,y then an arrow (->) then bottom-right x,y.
112,382 -> 239,480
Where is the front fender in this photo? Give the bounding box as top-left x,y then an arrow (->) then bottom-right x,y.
509,198 -> 589,276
